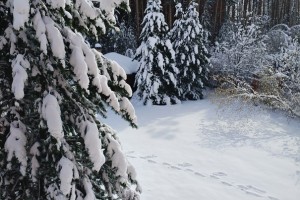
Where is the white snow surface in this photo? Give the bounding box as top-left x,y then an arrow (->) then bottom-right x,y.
102,94 -> 300,200
104,52 -> 139,74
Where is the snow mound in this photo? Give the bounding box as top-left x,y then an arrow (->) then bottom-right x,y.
104,52 -> 139,74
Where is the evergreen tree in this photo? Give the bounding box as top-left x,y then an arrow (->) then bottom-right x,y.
170,1 -> 210,100
134,0 -> 180,105
0,0 -> 140,199
108,21 -> 137,56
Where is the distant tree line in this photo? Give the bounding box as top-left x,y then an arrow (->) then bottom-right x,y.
129,0 -> 300,42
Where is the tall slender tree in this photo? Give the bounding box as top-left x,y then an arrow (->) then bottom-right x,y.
134,0 -> 180,105
170,1 -> 210,100
0,0 -> 140,199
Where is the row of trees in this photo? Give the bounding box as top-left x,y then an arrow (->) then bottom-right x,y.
101,0 -> 300,55
128,0 -> 300,43
134,0 -> 210,105
200,0 -> 299,40
226,0 -> 300,26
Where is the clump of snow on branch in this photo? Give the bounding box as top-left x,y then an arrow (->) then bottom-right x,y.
44,16 -> 65,64
33,11 -> 48,54
120,80 -> 133,97
4,121 -> 27,176
46,183 -> 66,200
4,27 -> 17,54
57,156 -> 78,195
0,36 -> 8,50
75,0 -> 98,20
110,60 -> 127,81
83,177 -> 96,200
11,54 -> 30,100
46,0 -> 66,9
93,52 -> 125,111
12,0 -> 30,30
42,93 -> 64,142
97,0 -> 130,23
65,28 -> 125,112
78,119 -> 105,171
106,134 -> 127,177
120,97 -> 137,124
30,142 -> 40,182
66,28 -> 90,90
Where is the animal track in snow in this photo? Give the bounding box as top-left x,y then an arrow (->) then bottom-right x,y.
170,165 -> 181,170
178,162 -> 193,167
136,154 -> 280,200
127,155 -> 137,158
210,175 -> 220,179
185,169 -> 194,172
221,181 -> 232,186
140,155 -> 157,159
268,196 -> 279,200
194,172 -> 206,177
126,150 -> 135,154
212,172 -> 227,177
147,159 -> 157,164
136,153 -> 280,200
237,185 -> 267,197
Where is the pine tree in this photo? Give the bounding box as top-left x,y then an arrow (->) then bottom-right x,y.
134,0 -> 180,105
0,0 -> 140,199
170,1 -> 210,100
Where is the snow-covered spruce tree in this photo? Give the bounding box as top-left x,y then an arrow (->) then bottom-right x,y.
170,1 -> 210,100
0,0 -> 141,199
134,0 -> 180,105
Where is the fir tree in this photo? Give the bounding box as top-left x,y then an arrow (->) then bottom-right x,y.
134,0 -> 180,105
0,0 -> 140,199
170,1 -> 210,100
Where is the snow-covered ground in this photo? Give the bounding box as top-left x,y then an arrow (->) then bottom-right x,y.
101,94 -> 300,200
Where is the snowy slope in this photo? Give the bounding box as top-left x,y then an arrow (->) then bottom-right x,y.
101,95 -> 300,200
104,52 -> 139,74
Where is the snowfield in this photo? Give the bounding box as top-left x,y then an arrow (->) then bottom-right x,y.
101,94 -> 300,200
